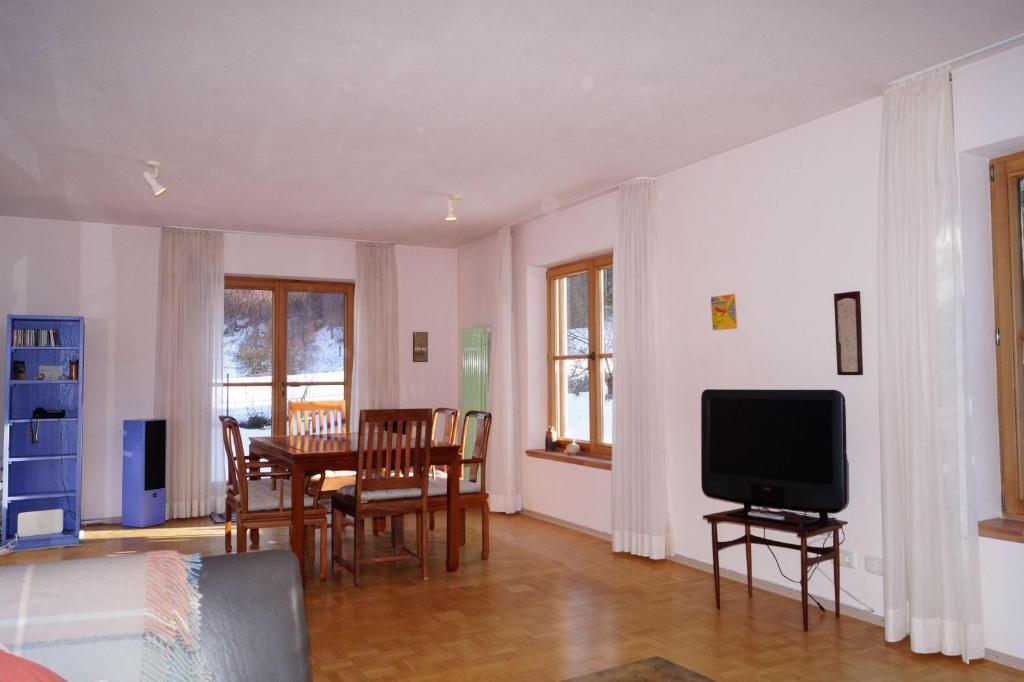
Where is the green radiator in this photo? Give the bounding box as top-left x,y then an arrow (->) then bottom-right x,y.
461,327 -> 489,452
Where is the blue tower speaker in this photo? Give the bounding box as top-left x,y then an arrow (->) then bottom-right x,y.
122,419 -> 166,528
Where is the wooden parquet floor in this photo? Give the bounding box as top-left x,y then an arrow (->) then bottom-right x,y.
1,513 -> 1019,681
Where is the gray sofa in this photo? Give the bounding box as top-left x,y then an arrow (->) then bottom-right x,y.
1,549 -> 311,682
199,550 -> 312,681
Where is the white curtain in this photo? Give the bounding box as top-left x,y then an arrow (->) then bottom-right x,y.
155,228 -> 225,519
352,242 -> 399,418
486,226 -> 522,513
878,66 -> 984,662
611,178 -> 672,559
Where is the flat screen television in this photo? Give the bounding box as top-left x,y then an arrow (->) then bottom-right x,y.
701,389 -> 848,516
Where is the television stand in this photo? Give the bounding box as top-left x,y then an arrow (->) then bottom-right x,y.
704,507 -> 847,630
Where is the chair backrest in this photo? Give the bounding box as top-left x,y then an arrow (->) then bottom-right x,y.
431,407 -> 459,445
355,409 -> 432,498
219,415 -> 249,510
288,400 -> 346,436
460,411 -> 492,485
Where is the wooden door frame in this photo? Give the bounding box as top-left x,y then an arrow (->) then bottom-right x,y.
225,276 -> 354,436
991,150 -> 1024,519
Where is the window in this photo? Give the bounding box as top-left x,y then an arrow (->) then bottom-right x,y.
548,254 -> 613,455
221,277 -> 353,448
991,150 -> 1024,519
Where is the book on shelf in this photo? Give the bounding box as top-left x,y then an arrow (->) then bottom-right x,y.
11,328 -> 62,347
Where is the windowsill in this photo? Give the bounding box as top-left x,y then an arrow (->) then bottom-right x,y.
525,449 -> 611,471
978,517 -> 1024,544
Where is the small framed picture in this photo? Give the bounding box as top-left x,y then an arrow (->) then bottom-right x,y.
711,293 -> 737,330
412,332 -> 428,362
834,292 -> 863,375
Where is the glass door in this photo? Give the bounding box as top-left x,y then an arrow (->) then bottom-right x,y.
222,277 -> 353,450
223,282 -> 275,451
281,282 -> 352,431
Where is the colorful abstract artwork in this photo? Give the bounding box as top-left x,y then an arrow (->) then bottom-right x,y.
710,294 -> 736,330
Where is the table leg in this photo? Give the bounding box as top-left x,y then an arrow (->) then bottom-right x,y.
711,521 -> 721,609
291,463 -> 306,583
445,453 -> 460,571
800,534 -> 809,631
744,524 -> 752,598
833,528 -> 841,619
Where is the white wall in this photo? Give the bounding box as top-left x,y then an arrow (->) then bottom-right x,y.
458,194 -> 618,532
519,194 -> 617,532
657,98 -> 884,615
1,222 -> 459,520
483,99 -> 884,601
458,43 -> 1024,658
0,217 -> 161,520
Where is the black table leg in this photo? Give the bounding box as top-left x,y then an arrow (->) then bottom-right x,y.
744,524 -> 752,597
833,528 -> 841,618
800,534 -> 809,631
711,521 -> 721,609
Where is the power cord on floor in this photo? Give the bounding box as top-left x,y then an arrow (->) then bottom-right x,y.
759,523 -> 877,615
761,528 -> 827,613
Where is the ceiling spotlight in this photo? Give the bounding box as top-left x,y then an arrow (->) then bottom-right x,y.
445,194 -> 463,222
142,161 -> 167,197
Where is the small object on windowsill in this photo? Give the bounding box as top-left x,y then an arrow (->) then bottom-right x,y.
564,440 -> 581,455
545,426 -> 557,451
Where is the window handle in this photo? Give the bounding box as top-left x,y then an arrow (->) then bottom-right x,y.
588,351 -> 596,361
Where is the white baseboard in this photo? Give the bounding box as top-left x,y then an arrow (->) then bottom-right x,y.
984,648 -> 1024,672
520,508 -> 611,541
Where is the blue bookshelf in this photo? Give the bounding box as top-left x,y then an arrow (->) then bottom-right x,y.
3,315 -> 83,550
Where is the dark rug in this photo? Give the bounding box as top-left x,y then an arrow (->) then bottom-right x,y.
564,657 -> 712,682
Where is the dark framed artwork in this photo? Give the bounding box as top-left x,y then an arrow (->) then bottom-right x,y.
833,291 -> 863,375
412,331 -> 428,362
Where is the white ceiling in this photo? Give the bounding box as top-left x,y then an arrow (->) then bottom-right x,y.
2,1 -> 1024,248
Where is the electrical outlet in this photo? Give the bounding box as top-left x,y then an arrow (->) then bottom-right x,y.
865,555 -> 883,576
839,549 -> 857,569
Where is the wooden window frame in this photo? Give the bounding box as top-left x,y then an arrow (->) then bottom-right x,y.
224,276 -> 354,436
547,254 -> 613,456
991,150 -> 1024,520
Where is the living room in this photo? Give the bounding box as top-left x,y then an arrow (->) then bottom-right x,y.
3,3 -> 1024,681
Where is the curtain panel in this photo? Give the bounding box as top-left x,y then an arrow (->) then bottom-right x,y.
486,226 -> 522,513
155,228 -> 225,519
878,66 -> 984,662
611,178 -> 672,559
352,241 -> 399,419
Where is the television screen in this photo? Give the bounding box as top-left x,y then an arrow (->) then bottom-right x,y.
701,389 -> 848,514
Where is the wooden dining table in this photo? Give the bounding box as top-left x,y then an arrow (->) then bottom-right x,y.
248,433 -> 462,579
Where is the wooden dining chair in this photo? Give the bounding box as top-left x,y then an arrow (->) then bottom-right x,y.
427,411 -> 492,559
330,408 -> 432,586
431,407 -> 459,445
220,415 -> 330,581
428,407 -> 459,529
287,399 -> 349,503
288,399 -> 346,436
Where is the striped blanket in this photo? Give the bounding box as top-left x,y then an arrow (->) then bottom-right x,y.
0,551 -> 209,681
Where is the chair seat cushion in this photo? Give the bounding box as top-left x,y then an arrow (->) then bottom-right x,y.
333,484 -> 423,503
247,479 -> 317,512
427,479 -> 481,496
